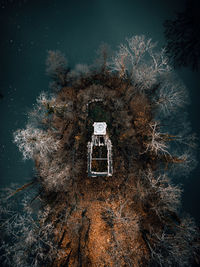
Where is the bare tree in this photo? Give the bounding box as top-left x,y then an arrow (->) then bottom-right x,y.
110,35 -> 171,89
146,170 -> 182,215
146,216 -> 199,266
144,121 -> 170,156
94,42 -> 113,71
13,125 -> 60,160
0,187 -> 63,267
155,76 -> 188,116
46,50 -> 68,85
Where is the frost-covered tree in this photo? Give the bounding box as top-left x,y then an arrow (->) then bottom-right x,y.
143,169 -> 182,216
110,35 -> 171,89
0,186 -> 63,267
146,216 -> 199,267
144,121 -> 170,156
154,76 -> 188,116
13,125 -> 60,160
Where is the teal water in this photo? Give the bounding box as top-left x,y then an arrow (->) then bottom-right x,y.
0,0 -> 199,227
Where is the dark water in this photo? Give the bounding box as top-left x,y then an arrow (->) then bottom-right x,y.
0,0 -> 199,230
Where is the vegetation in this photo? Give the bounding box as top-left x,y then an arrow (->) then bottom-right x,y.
164,0 -> 200,70
0,35 -> 199,266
